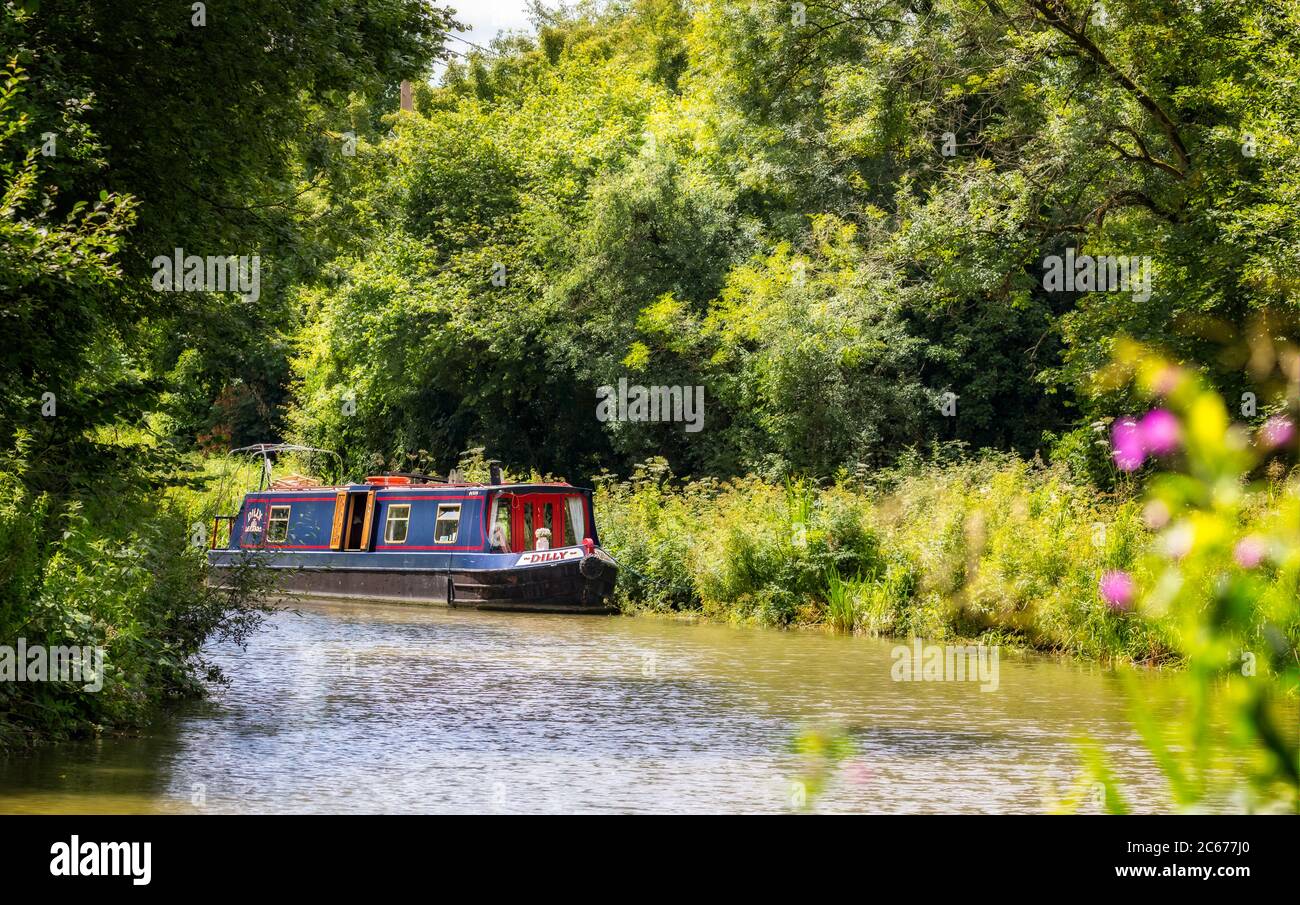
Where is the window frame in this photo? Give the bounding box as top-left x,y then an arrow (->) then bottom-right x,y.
433,503 -> 462,545
564,495 -> 585,547
489,497 -> 511,550
266,505 -> 292,544
384,503 -> 412,544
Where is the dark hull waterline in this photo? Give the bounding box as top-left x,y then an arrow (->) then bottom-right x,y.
209,550 -> 619,614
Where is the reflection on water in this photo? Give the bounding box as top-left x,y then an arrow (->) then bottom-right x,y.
0,600 -> 1192,813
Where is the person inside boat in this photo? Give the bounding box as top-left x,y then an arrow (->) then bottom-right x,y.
534,527 -> 551,551
489,525 -> 509,554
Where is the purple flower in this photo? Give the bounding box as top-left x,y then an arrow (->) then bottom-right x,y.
1111,418 -> 1145,471
1234,536 -> 1266,570
1139,408 -> 1180,456
1099,570 -> 1136,612
1259,416 -> 1295,450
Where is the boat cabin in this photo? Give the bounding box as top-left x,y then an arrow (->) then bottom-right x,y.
216,477 -> 598,555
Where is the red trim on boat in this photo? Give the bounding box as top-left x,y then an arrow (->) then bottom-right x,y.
374,545 -> 485,551
375,494 -> 483,501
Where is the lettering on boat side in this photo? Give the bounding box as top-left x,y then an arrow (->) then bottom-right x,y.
517,548 -> 583,566
50,836 -> 151,885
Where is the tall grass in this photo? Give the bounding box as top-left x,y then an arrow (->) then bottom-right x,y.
822,569 -> 858,633
596,453 -> 1295,664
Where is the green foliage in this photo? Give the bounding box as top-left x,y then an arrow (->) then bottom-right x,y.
2,0 -> 459,452
822,568 -> 858,634
0,2 -> 448,748
284,0 -> 1300,480
0,450 -> 275,751
1076,344 -> 1300,812
595,451 -> 1275,667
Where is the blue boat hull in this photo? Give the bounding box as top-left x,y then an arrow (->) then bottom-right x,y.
207,547 -> 618,614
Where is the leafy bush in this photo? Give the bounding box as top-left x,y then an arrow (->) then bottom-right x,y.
0,453 -> 273,752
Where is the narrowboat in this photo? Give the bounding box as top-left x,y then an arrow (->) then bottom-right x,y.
206,446 -> 618,613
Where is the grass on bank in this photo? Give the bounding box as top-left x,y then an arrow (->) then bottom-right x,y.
595,453 -> 1296,666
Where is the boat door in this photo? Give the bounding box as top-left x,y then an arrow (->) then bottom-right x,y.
512,493 -> 565,552
330,489 -> 376,551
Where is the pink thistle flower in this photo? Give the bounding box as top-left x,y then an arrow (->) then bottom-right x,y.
1099,570 -> 1136,612
1259,416 -> 1295,450
1111,419 -> 1145,472
1139,408 -> 1180,457
1234,535 -> 1266,570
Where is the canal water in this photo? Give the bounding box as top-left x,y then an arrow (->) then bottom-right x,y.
0,600 -> 1188,814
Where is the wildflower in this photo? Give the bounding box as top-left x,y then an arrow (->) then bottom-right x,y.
1139,408 -> 1180,456
1099,570 -> 1135,611
1111,418 -> 1145,471
1258,416 -> 1295,450
1151,365 -> 1186,398
1233,535 -> 1266,570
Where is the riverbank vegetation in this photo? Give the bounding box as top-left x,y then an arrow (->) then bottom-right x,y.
599,454 -> 1163,657
0,1 -> 457,751
598,440 -> 1297,671
2,0 -> 1297,806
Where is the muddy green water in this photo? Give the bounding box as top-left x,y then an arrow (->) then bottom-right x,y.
0,600 -> 1195,813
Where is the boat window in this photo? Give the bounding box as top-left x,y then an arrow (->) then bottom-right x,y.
490,497 -> 511,549
267,505 -> 291,543
384,504 -> 411,544
565,496 -> 585,546
434,504 -> 461,544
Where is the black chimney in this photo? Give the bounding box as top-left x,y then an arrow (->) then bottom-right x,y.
489,462 -> 503,485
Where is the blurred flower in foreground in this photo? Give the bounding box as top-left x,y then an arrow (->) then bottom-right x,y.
1233,535 -> 1266,570
1087,338 -> 1300,814
1259,415 -> 1295,450
1139,408 -> 1180,456
1160,522 -> 1194,561
1099,570 -> 1135,611
789,727 -> 856,811
1152,365 -> 1186,398
1111,408 -> 1181,471
1111,418 -> 1144,471
1142,499 -> 1170,530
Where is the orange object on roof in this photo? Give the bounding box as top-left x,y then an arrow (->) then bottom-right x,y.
366,475 -> 413,486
